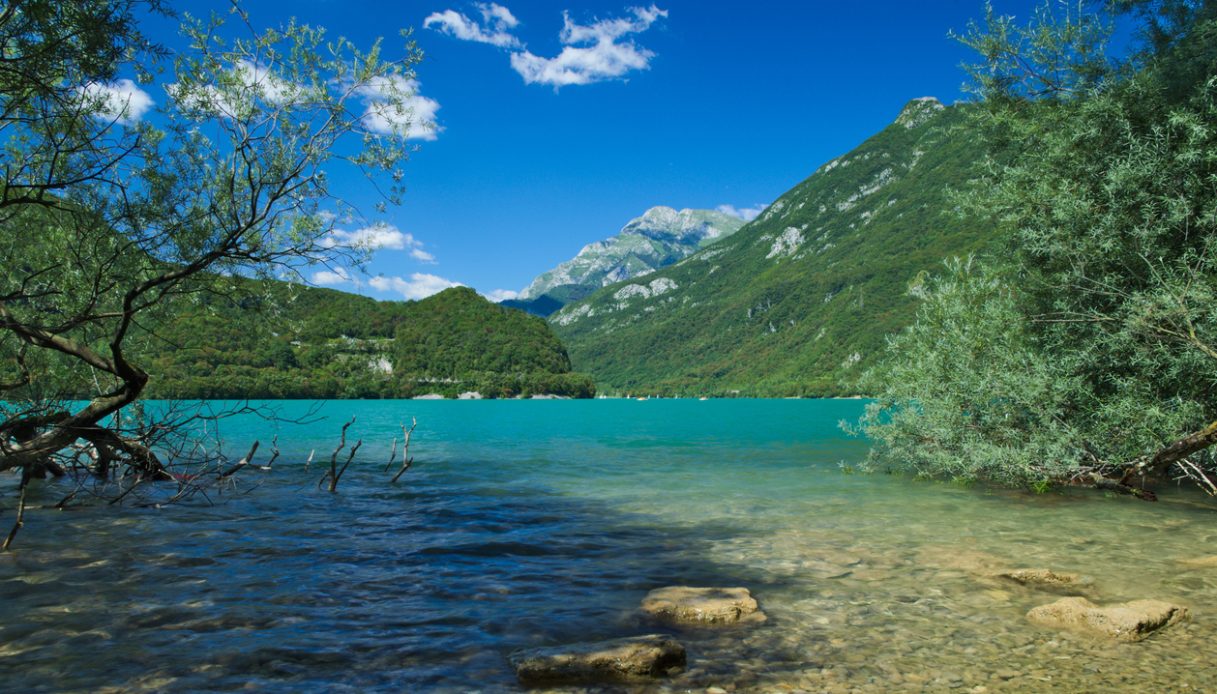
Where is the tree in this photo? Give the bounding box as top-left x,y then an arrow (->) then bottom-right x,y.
0,0 -> 425,540
856,0 -> 1217,497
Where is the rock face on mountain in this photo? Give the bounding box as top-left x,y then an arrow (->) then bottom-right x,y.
504,207 -> 746,316
552,97 -> 995,396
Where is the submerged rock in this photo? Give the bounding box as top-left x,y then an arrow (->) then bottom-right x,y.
510,634 -> 686,685
1178,555 -> 1217,568
1026,597 -> 1188,641
640,586 -> 765,626
995,568 -> 1090,589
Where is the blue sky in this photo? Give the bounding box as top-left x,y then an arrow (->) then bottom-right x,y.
135,0 -> 1050,301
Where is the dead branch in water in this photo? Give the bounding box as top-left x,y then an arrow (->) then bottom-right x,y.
384,437 -> 398,472
319,417 -> 356,491
330,439 -> 362,492
220,441 -> 259,479
260,436 -> 280,471
391,418 -> 417,484
2,468 -> 31,551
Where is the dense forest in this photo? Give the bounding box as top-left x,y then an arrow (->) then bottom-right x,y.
140,282 -> 594,399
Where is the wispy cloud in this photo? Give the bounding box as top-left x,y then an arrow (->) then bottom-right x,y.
484,288 -> 519,302
355,76 -> 442,141
424,2 -> 522,48
370,273 -> 463,300
426,4 -> 667,89
322,222 -> 437,262
716,203 -> 766,222
78,79 -> 154,125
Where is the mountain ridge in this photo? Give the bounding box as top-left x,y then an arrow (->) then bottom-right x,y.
550,97 -> 994,396
504,206 -> 746,316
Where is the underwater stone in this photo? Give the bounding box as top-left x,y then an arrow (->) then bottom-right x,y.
995,568 -> 1090,588
1026,597 -> 1187,641
511,634 -> 685,685
641,586 -> 765,626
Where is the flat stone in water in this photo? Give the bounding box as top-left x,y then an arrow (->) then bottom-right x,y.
1026,597 -> 1188,641
1178,555 -> 1217,568
510,634 -> 686,685
641,586 -> 765,626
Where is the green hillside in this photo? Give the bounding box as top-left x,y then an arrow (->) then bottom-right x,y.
551,99 -> 992,397
140,283 -> 594,399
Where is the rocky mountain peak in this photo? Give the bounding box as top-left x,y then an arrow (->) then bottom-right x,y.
895,96 -> 944,129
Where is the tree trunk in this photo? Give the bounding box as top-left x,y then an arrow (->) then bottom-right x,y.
1117,419 -> 1217,494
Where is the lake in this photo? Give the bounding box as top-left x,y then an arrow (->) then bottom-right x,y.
1,399 -> 1215,692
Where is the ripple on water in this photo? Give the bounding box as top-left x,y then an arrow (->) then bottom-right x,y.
0,399 -> 1214,692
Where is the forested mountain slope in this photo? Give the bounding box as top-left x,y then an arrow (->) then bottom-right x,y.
139,283 -> 593,399
551,99 -> 992,396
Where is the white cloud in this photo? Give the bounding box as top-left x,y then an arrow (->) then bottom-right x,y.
480,3 -> 520,28
355,76 -> 441,141
170,61 -> 440,140
169,60 -> 317,119
323,222 -> 412,251
716,203 -> 766,222
509,5 -> 667,88
370,273 -> 463,300
427,4 -> 666,89
311,268 -> 352,286
321,222 -> 437,263
484,288 -> 519,302
424,3 -> 522,48
78,79 -> 154,125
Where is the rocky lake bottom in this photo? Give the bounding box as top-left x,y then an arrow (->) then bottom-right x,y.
0,399 -> 1214,692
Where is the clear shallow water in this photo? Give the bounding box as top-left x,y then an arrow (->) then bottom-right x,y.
1,399 -> 1216,692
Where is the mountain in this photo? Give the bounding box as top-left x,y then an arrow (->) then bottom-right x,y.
503,206 -> 746,316
550,98 -> 993,397
140,283 -> 594,399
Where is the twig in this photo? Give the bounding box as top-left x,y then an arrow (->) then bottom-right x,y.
1176,458 -> 1217,496
109,473 -> 145,506
260,435 -> 280,470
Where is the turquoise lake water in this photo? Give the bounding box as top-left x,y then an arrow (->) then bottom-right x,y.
1,399 -> 1215,692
